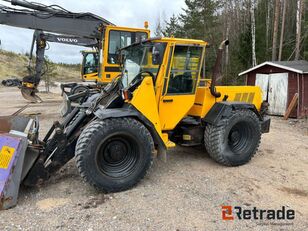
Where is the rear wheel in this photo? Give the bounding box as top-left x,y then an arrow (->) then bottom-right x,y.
204,109 -> 261,166
75,118 -> 154,192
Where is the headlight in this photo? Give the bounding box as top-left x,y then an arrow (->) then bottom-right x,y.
60,93 -> 71,117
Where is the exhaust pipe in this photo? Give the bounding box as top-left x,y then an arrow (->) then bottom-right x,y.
210,39 -> 229,98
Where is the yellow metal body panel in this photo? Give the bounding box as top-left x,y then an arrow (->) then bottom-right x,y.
162,134 -> 176,148
188,85 -> 263,118
129,77 -> 163,140
153,37 -> 208,45
82,72 -> 98,81
159,95 -> 197,131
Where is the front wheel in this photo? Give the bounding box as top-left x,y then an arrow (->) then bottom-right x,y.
75,118 -> 154,192
204,109 -> 261,166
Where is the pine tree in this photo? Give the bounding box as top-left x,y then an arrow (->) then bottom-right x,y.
179,0 -> 219,41
178,0 -> 221,77
163,14 -> 183,37
154,15 -> 164,37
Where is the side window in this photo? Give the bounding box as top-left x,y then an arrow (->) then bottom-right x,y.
120,32 -> 132,48
108,31 -> 121,64
108,31 -> 132,64
167,46 -> 202,94
136,32 -> 148,43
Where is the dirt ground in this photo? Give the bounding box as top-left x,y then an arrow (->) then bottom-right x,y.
0,86 -> 307,231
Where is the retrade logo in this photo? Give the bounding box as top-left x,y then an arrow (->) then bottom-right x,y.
221,206 -> 295,221
222,206 -> 234,220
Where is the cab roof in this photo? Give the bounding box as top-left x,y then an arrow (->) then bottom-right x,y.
151,37 -> 208,46
120,37 -> 208,51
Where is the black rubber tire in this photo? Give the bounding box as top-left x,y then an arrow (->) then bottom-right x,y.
75,118 -> 154,192
204,109 -> 261,166
71,85 -> 89,95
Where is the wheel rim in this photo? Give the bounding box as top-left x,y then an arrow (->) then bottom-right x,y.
227,121 -> 254,154
96,134 -> 140,178
73,87 -> 88,94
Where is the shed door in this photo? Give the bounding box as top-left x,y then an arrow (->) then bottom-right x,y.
255,73 -> 288,116
256,74 -> 269,101
268,73 -> 288,115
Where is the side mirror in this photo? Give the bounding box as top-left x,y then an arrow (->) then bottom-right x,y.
152,44 -> 164,65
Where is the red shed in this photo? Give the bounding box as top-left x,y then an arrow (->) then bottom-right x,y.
239,60 -> 308,118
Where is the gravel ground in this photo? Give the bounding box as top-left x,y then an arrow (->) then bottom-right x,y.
0,86 -> 307,231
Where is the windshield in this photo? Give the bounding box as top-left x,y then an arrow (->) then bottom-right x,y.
121,42 -> 166,88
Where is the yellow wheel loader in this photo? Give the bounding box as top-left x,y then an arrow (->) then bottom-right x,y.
0,37 -> 270,209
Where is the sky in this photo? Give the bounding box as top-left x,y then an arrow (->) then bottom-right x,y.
0,0 -> 185,63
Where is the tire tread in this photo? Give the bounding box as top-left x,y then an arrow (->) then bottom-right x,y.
204,109 -> 261,166
75,117 -> 154,192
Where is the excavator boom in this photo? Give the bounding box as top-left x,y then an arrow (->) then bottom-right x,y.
0,0 -> 113,38
0,0 -> 114,102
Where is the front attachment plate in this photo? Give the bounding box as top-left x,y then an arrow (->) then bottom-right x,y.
0,134 -> 28,210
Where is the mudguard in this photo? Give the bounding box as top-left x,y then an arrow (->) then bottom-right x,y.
94,107 -> 166,149
203,101 -> 263,126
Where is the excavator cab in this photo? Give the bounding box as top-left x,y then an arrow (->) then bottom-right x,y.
81,50 -> 99,81
81,26 -> 150,83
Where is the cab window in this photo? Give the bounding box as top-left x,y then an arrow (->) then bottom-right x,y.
108,30 -> 148,64
83,53 -> 98,74
167,46 -> 202,94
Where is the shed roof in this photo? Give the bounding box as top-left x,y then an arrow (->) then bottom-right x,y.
239,60 -> 308,76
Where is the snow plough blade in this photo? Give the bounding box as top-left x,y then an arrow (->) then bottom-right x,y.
0,116 -> 39,210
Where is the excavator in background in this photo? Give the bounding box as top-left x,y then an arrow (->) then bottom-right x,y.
0,0 -> 150,102
21,29 -> 99,102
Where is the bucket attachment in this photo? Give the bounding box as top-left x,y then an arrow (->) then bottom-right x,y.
0,116 -> 39,210
20,86 -> 43,103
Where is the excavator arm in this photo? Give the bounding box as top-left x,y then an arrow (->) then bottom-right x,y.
0,0 -> 113,38
0,0 -> 114,102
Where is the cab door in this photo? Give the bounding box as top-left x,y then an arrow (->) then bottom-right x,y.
158,45 -> 204,131
81,52 -> 99,81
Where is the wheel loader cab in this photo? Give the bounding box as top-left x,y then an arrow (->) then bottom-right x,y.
119,37 -> 267,148
121,38 -> 207,146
